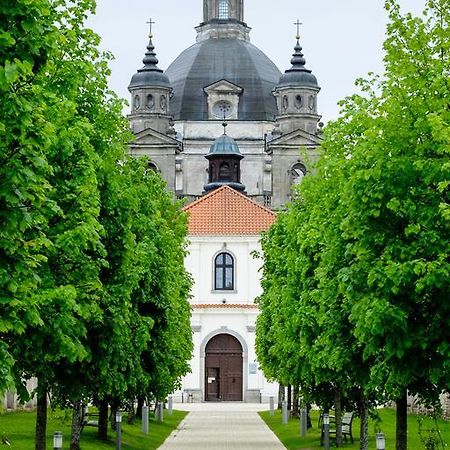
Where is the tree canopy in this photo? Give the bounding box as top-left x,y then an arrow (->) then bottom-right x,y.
1,1 -> 192,447
256,1 -> 449,448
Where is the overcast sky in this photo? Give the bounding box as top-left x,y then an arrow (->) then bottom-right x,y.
87,0 -> 426,122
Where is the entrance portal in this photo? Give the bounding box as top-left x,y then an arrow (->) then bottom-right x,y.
205,333 -> 243,401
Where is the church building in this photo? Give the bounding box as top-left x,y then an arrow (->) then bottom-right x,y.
127,0 -> 322,401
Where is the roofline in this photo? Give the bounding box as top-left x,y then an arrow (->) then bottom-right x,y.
182,185 -> 277,218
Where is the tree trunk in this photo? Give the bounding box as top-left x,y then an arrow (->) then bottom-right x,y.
98,399 -> 109,441
277,383 -> 284,409
35,382 -> 47,450
334,387 -> 343,447
136,396 -> 145,419
70,401 -> 83,450
127,401 -> 136,424
287,385 -> 292,410
396,390 -> 408,450
358,389 -> 369,450
109,398 -> 119,431
292,385 -> 299,417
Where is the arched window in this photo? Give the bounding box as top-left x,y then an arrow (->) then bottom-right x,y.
218,0 -> 229,19
214,252 -> 234,290
291,163 -> 306,185
218,162 -> 231,181
146,161 -> 159,174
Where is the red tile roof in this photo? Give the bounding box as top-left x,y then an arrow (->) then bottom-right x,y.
183,185 -> 276,235
192,303 -> 259,309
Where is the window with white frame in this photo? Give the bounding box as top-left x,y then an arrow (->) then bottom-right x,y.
214,252 -> 234,290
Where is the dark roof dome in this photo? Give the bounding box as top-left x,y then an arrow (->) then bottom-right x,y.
207,127 -> 243,158
129,36 -> 171,89
277,39 -> 319,88
166,38 -> 282,121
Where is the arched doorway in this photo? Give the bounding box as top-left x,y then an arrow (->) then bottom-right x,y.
205,333 -> 243,401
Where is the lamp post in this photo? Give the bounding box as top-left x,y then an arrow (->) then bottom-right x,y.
300,406 -> 307,437
323,413 -> 330,450
53,431 -> 63,450
376,432 -> 386,450
282,400 -> 288,424
142,404 -> 149,434
116,411 -> 122,450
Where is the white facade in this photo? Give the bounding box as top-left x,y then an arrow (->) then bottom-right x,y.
174,235 -> 278,402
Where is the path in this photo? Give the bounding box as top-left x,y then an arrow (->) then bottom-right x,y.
159,403 -> 286,449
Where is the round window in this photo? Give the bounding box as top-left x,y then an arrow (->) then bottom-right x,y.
213,100 -> 232,119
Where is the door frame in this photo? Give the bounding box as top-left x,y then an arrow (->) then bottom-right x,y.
200,327 -> 248,401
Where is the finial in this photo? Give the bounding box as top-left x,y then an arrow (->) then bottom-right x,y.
139,18 -> 163,73
294,19 -> 302,41
222,121 -> 228,135
146,18 -> 155,38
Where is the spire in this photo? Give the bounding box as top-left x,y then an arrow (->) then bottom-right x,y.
128,20 -> 171,89
276,24 -> 319,88
286,38 -> 307,74
141,19 -> 163,74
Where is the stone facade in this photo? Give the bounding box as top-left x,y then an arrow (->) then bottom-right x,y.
128,0 -> 323,210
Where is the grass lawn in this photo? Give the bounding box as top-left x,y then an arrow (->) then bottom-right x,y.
260,408 -> 450,450
0,408 -> 187,449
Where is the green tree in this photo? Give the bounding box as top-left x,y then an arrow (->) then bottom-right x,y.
0,0 -> 59,393
257,2 -> 449,450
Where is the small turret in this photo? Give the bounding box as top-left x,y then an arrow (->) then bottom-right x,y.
204,122 -> 245,193
128,23 -> 174,135
273,24 -> 321,135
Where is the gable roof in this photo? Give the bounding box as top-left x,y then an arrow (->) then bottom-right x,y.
268,127 -> 323,148
183,185 -> 276,235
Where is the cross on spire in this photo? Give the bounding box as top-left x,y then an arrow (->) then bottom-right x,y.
146,18 -> 155,37
294,19 -> 303,40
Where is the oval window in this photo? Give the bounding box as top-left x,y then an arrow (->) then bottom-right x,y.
295,95 -> 303,109
147,94 -> 154,109
134,95 -> 140,110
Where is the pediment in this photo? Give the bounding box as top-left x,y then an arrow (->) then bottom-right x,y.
268,128 -> 323,148
132,127 -> 181,148
203,79 -> 243,95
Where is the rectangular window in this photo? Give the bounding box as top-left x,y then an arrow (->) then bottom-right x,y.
218,0 -> 229,19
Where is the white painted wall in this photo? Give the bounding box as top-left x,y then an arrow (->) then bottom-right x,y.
176,234 -> 278,402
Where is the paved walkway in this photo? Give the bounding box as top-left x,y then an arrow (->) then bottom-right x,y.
158,403 -> 286,449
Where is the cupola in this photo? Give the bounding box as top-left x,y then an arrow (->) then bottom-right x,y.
273,28 -> 321,135
128,27 -> 174,135
204,123 -> 245,193
196,0 -> 251,42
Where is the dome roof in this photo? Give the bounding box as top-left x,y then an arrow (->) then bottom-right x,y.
166,38 -> 282,121
207,130 -> 243,158
277,40 -> 319,89
129,37 -> 171,89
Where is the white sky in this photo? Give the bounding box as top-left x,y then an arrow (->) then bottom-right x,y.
87,0 -> 426,122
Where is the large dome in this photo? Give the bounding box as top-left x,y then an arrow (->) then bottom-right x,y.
166,38 -> 282,121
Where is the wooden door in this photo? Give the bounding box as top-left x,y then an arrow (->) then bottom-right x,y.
205,334 -> 243,401
206,367 -> 220,400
